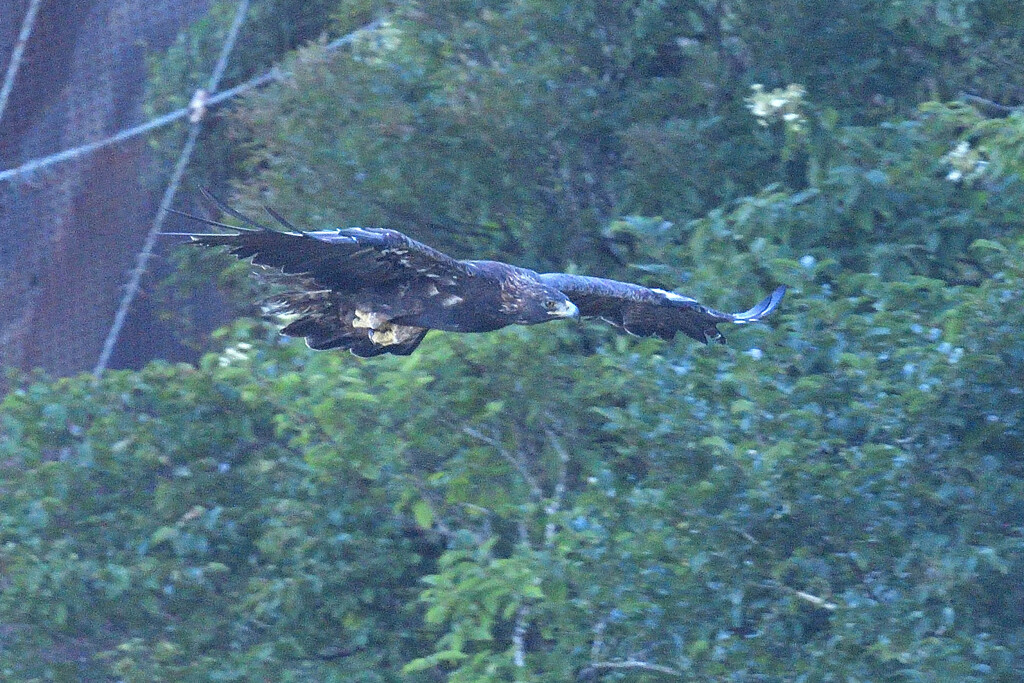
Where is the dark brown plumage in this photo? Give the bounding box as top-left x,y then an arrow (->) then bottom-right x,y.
169,192 -> 785,357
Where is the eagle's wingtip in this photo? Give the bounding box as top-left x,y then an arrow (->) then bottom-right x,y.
163,206 -> 261,234
769,284 -> 787,308
732,284 -> 787,323
197,186 -> 281,232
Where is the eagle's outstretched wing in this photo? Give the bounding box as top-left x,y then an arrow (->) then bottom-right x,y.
539,273 -> 785,343
169,191 -> 783,355
167,190 -> 473,291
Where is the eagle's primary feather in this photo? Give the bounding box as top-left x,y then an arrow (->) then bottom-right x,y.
169,192 -> 785,356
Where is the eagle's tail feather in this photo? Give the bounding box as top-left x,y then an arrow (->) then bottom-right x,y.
281,317 -> 377,354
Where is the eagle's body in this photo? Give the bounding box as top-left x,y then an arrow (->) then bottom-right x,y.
171,193 -> 785,357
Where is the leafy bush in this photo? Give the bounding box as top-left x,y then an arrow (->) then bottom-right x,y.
4,237 -> 1024,679
5,0 -> 1024,679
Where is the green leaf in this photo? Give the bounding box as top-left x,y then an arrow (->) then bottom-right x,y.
402,650 -> 469,673
150,526 -> 179,547
969,238 -> 1006,253
412,500 -> 434,529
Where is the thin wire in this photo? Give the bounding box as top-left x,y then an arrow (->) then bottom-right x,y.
93,0 -> 253,376
0,0 -> 44,127
0,19 -> 381,184
1,107 -> 189,182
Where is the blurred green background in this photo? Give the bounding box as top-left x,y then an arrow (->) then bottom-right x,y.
2,0 -> 1023,679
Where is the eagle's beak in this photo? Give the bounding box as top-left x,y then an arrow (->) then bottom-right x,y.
550,300 -> 580,318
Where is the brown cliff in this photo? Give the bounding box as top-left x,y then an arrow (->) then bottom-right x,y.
0,0 -> 210,381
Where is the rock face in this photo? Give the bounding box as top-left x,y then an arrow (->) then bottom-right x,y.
0,0 -> 209,381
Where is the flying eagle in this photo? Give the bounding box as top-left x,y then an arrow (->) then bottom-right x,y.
170,194 -> 785,357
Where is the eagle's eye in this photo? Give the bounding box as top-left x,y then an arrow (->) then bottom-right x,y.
543,299 -> 558,310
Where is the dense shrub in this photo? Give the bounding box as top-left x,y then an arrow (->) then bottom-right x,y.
4,0 -> 1024,679
4,236 -> 1023,679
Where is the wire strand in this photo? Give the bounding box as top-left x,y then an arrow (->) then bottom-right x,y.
0,0 -> 44,128
93,0 -> 253,376
0,18 -> 381,184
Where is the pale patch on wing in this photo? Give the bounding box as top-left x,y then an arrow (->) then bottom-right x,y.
370,324 -> 424,345
352,309 -> 391,329
426,284 -> 440,296
652,288 -> 698,304
441,295 -> 464,307
350,307 -> 424,347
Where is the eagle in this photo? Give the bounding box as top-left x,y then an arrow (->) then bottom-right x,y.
169,193 -> 786,357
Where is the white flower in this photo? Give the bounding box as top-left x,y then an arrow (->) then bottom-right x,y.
942,140 -> 988,184
745,83 -> 807,134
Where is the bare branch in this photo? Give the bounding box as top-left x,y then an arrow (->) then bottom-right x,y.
512,605 -> 530,668
543,424 -> 570,546
463,426 -> 543,500
581,659 -> 683,679
733,526 -> 761,545
590,617 -> 607,661
762,581 -> 838,611
793,590 -> 838,611
961,93 -> 1019,118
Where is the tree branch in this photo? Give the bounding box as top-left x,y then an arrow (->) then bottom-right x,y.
590,617 -> 607,661
580,659 -> 683,679
762,581 -> 838,610
463,426 -> 543,500
512,605 -> 530,668
543,424 -> 570,546
961,93 -> 1020,118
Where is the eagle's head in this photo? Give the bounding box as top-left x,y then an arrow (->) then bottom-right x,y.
506,282 -> 579,325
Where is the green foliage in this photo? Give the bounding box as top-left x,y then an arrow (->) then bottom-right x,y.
145,0 -> 361,178
225,0 -> 791,272
217,1 -> 1024,286
0,333 -> 432,680
4,238 -> 1024,678
6,0 -> 1024,679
